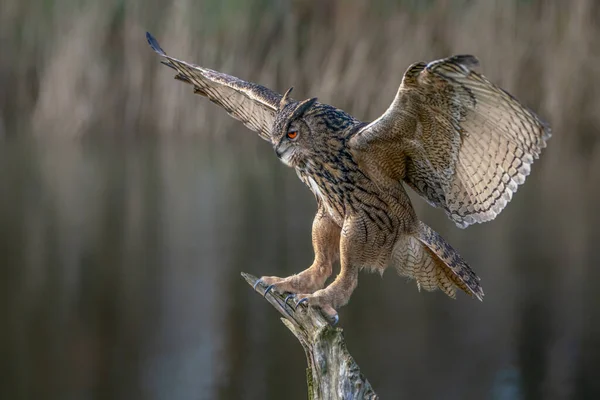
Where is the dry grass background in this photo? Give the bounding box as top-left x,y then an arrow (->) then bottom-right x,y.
0,0 -> 596,142
2,0 -> 600,398
2,0 -> 598,199
3,0 -> 600,222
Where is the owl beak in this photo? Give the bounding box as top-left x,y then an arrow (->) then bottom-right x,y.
275,145 -> 294,166
275,146 -> 288,159
275,138 -> 288,158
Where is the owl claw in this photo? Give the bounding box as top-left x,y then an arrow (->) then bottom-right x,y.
322,311 -> 340,326
263,284 -> 275,298
253,279 -> 275,298
284,294 -> 296,308
253,279 -> 264,292
331,314 -> 339,326
296,297 -> 309,309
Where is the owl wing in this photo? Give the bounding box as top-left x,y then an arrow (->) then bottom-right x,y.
349,55 -> 551,228
147,32 -> 282,141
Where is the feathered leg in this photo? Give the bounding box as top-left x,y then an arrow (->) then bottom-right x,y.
294,218 -> 362,324
258,208 -> 340,295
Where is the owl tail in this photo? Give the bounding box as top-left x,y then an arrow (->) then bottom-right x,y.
392,221 -> 484,300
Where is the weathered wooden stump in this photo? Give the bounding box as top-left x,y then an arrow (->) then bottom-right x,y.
242,272 -> 378,400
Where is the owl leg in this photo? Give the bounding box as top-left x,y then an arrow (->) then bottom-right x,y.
257,208 -> 340,296
294,223 -> 361,325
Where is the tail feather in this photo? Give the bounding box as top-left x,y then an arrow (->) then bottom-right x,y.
392,222 -> 484,300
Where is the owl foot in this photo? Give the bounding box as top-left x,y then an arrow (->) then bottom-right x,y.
295,291 -> 339,326
253,273 -> 326,298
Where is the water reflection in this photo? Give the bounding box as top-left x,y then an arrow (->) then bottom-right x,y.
1,133 -> 598,399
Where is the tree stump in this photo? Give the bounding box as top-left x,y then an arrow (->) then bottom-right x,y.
242,272 -> 378,400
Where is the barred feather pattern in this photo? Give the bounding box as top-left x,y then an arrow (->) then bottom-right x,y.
147,32 -> 282,141
351,55 -> 551,228
392,222 -> 483,299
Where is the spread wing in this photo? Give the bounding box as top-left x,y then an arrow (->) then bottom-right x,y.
349,55 -> 551,228
146,32 -> 282,141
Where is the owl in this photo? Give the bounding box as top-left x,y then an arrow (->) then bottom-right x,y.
147,32 -> 550,324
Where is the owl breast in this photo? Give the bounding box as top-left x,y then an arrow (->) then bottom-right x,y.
297,168 -> 346,227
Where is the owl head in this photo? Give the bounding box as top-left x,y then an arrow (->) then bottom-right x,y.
271,88 -> 354,168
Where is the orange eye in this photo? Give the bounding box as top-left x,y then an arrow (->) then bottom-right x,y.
287,130 -> 298,140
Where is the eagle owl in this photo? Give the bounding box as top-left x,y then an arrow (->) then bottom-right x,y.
147,33 -> 550,324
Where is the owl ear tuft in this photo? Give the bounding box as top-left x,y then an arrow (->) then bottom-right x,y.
291,97 -> 318,119
279,87 -> 294,110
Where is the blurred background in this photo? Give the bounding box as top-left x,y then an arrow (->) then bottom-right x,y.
1,0 -> 600,399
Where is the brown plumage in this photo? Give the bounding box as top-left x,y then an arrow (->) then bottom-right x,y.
147,33 -> 550,324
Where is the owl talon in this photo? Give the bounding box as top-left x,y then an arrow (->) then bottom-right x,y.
253,279 -> 264,291
330,314 -> 339,326
284,294 -> 296,308
263,284 -> 275,298
296,297 -> 309,309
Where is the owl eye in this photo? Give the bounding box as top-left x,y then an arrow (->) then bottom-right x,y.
287,130 -> 299,140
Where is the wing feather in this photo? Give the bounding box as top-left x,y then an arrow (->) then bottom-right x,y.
350,55 -> 551,228
147,32 -> 281,141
